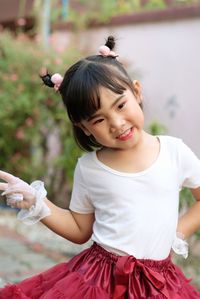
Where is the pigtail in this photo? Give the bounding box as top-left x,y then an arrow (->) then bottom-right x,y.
98,36 -> 118,58
40,72 -> 54,88
105,36 -> 116,51
40,68 -> 63,91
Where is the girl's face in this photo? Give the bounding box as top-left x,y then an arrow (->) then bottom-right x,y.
79,82 -> 144,151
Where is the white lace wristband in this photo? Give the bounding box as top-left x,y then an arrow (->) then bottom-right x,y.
172,232 -> 189,259
17,180 -> 51,225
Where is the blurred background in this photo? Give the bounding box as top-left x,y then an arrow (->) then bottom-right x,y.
0,0 -> 200,289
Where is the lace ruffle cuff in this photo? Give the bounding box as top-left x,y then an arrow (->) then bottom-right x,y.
17,180 -> 51,225
172,232 -> 189,259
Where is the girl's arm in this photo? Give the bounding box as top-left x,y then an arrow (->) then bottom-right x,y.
41,198 -> 95,244
0,170 -> 95,244
177,186 -> 200,239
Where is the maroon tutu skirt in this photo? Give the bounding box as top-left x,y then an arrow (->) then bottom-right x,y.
0,242 -> 199,299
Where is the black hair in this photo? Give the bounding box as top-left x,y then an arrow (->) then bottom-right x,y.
41,36 -> 139,151
40,72 -> 54,87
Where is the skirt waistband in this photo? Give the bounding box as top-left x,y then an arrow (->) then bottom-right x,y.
91,242 -> 171,271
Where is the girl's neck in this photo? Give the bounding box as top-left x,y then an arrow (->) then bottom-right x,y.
96,132 -> 160,173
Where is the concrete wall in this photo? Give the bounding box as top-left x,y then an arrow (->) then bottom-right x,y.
52,14 -> 200,156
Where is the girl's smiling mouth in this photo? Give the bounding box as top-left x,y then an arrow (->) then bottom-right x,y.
116,127 -> 134,141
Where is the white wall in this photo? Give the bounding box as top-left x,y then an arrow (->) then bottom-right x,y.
53,18 -> 200,156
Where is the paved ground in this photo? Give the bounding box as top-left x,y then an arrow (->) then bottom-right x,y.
0,207 -> 200,291
0,208 -> 91,288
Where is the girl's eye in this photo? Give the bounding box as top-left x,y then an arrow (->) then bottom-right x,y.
118,102 -> 126,110
93,119 -> 104,125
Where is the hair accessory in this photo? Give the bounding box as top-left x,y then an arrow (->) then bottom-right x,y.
98,45 -> 118,58
40,73 -> 54,88
51,73 -> 63,91
40,67 -> 63,91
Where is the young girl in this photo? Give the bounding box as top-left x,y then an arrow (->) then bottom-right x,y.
0,36 -> 200,299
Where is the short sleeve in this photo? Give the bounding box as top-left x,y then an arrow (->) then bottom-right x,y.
69,161 -> 94,214
178,140 -> 200,189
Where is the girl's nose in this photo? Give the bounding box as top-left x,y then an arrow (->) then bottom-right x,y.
109,116 -> 126,132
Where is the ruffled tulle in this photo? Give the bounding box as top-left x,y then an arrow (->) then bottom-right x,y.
0,243 -> 200,299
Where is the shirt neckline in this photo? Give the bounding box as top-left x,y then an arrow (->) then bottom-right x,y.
92,135 -> 162,177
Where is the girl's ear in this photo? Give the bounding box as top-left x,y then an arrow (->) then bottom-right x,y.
75,123 -> 91,136
133,80 -> 143,104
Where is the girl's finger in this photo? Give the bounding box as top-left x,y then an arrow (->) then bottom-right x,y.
0,182 -> 8,191
2,191 -> 13,196
15,200 -> 32,210
1,184 -> 24,196
15,201 -> 23,209
7,193 -> 23,202
0,170 -> 19,184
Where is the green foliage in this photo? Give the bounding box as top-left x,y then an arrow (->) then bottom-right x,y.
179,187 -> 195,209
60,0 -> 198,29
144,0 -> 166,10
148,121 -> 167,136
0,31 -> 82,205
66,0 -> 137,28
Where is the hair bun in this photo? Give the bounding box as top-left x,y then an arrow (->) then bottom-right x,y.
105,36 -> 115,50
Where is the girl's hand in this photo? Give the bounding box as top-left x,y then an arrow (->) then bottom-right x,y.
0,170 -> 36,209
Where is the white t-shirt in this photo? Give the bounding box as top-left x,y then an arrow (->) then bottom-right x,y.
69,136 -> 200,260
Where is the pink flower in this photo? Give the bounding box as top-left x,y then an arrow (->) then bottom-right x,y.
55,46 -> 65,53
17,18 -> 26,26
10,74 -> 18,81
45,98 -> 54,107
25,117 -> 33,127
15,128 -> 25,140
54,58 -> 62,65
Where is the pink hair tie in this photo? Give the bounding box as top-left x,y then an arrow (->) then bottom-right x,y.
98,45 -> 118,58
51,73 -> 63,91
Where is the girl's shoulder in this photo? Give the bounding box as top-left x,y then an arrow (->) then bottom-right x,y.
74,152 -> 96,181
77,151 -> 97,169
158,134 -> 181,143
78,151 -> 95,162
158,134 -> 183,149
157,135 -> 186,160
157,135 -> 197,159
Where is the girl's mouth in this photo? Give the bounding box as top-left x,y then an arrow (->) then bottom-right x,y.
117,127 -> 134,141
